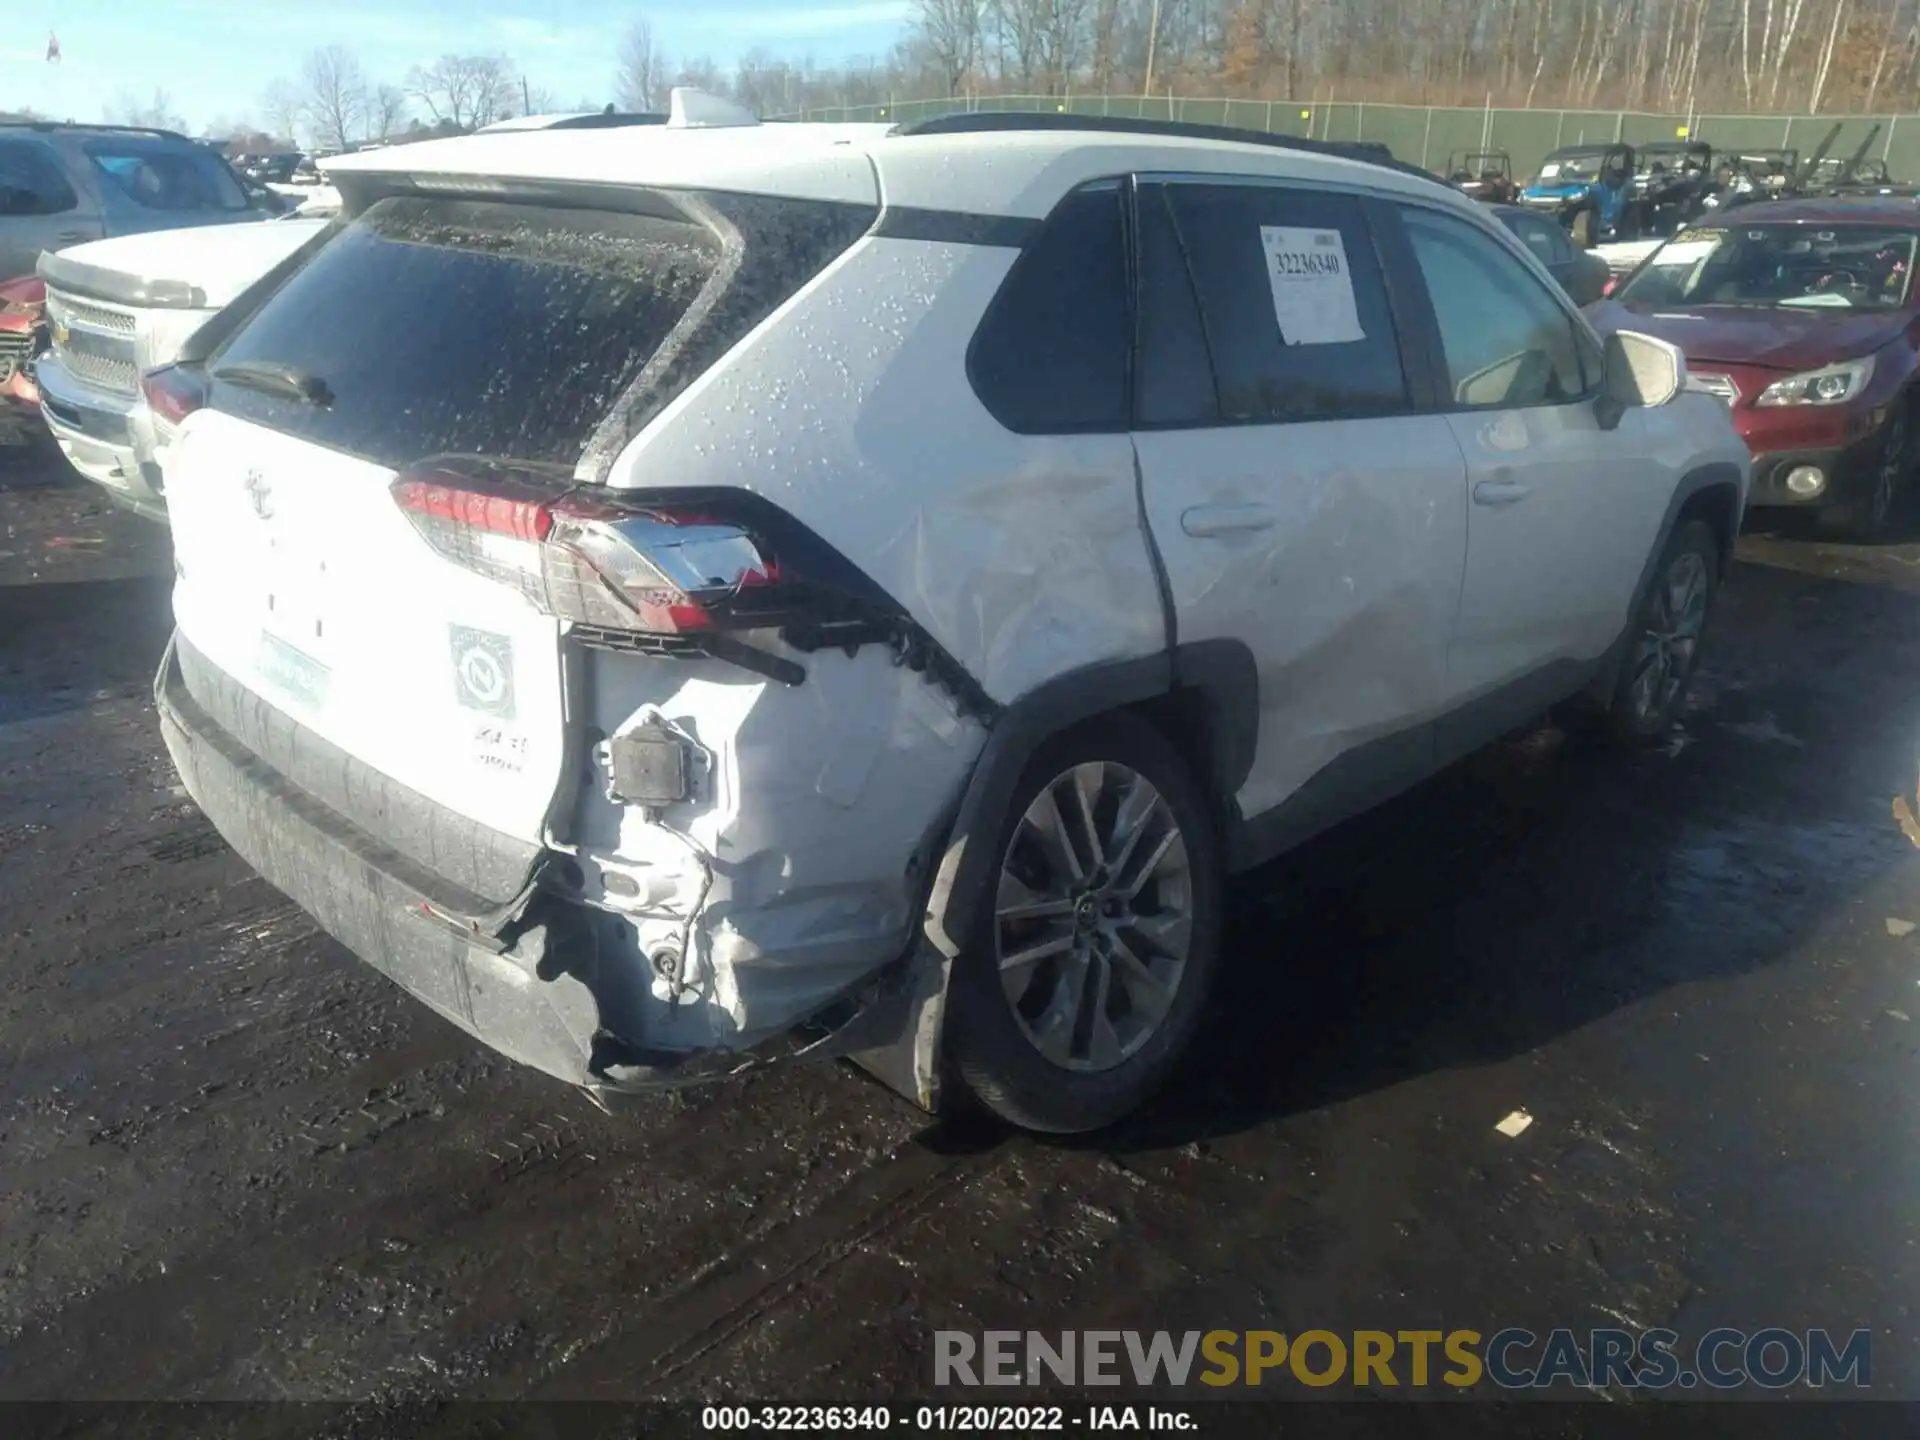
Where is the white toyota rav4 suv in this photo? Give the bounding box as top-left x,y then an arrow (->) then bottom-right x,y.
152,110 -> 1747,1133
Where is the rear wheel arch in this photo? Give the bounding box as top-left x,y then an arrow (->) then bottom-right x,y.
920,639 -> 1257,962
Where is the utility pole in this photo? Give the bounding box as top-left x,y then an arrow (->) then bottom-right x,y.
522,75 -> 532,117
1143,0 -> 1162,97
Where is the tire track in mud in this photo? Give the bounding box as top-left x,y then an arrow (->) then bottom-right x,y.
520,1122 -> 1018,1400
0,1023 -> 958,1400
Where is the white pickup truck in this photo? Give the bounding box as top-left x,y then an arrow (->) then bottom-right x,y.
35,214 -> 330,520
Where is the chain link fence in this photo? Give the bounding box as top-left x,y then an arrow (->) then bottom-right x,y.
777,94 -> 1919,182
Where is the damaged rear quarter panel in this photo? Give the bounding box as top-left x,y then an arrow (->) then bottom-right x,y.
578,232 -> 1168,1050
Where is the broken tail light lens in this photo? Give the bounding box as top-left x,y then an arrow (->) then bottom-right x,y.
390,457 -> 795,635
143,365 -> 210,428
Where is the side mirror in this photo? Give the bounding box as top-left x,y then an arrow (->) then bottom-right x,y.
1597,329 -> 1686,428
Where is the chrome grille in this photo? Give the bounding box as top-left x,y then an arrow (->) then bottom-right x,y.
1687,371 -> 1739,405
0,332 -> 31,361
49,294 -> 136,335
60,347 -> 139,394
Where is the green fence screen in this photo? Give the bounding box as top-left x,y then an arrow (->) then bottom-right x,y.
782,95 -> 1919,181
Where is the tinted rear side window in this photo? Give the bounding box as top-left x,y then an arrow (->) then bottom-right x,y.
0,138 -> 76,216
84,139 -> 247,213
968,183 -> 1129,433
210,197 -> 723,468
1157,183 -> 1408,424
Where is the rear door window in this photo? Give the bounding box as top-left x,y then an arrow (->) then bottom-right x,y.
0,138 -> 77,216
208,196 -> 724,468
1151,182 -> 1409,424
84,139 -> 248,213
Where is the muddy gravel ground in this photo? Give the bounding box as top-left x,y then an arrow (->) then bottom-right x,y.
3,439 -> 1920,1427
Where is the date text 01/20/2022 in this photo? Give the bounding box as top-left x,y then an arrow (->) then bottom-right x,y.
699,1405 -> 1196,1431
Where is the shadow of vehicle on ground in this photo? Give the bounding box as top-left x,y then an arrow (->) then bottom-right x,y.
1002,553 -> 1920,1155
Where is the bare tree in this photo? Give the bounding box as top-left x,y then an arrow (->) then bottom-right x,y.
518,83 -> 562,116
915,0 -> 984,93
1810,0 -> 1852,106
301,46 -> 369,149
617,19 -> 671,110
371,84 -> 409,139
260,80 -> 303,147
107,87 -> 185,131
408,55 -> 516,131
675,56 -> 729,94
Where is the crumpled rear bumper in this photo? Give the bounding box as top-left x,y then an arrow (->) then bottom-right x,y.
154,634 -> 936,1107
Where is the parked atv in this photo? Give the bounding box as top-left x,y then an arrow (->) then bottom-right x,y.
1521,143 -> 1640,247
1806,126 -> 1920,198
1631,141 -> 1718,234
1444,150 -> 1517,204
1702,149 -> 1800,214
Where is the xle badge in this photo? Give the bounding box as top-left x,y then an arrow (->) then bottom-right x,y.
450,625 -> 515,720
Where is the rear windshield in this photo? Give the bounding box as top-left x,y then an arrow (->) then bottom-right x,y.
208,196 -> 724,468
84,139 -> 249,213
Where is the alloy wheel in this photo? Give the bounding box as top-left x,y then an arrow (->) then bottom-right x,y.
993,762 -> 1194,1073
1627,548 -> 1710,723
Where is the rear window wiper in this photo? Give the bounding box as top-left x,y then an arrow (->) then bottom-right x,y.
213,360 -> 334,408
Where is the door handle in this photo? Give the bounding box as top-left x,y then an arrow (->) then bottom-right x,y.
53,229 -> 89,245
1472,479 -> 1533,506
1180,503 -> 1276,537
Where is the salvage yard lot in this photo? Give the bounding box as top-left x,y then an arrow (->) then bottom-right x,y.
2,444 -> 1919,1406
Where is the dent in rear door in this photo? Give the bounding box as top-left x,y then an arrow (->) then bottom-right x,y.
1129,179 -> 1468,826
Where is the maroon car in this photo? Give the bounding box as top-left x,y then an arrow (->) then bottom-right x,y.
1590,197 -> 1920,538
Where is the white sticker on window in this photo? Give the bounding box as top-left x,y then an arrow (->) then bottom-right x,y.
1539,162 -> 1563,179
1260,225 -> 1365,346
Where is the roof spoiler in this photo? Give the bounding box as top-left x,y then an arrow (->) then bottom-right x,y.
667,88 -> 759,130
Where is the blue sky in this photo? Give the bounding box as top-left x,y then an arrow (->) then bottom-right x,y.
3,0 -> 911,129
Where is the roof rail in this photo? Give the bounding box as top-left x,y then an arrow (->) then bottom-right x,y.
890,110 -> 1440,183
12,120 -> 191,142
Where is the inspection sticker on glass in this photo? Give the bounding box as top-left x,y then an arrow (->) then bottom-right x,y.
1260,226 -> 1365,345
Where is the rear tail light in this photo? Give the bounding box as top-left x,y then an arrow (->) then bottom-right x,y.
143,365 -> 209,427
392,456 -> 998,713
393,457 -> 822,638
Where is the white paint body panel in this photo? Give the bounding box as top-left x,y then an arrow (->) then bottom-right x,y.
165,412 -> 569,844
600,234 -> 1167,706
54,218 -> 326,307
1443,404 -> 1671,703
1135,416 -> 1468,819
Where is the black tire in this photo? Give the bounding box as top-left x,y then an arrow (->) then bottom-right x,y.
944,713 -> 1223,1134
1599,518 -> 1720,743
1817,402 -> 1910,542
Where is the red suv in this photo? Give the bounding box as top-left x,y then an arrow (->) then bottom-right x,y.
1590,198 -> 1920,538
